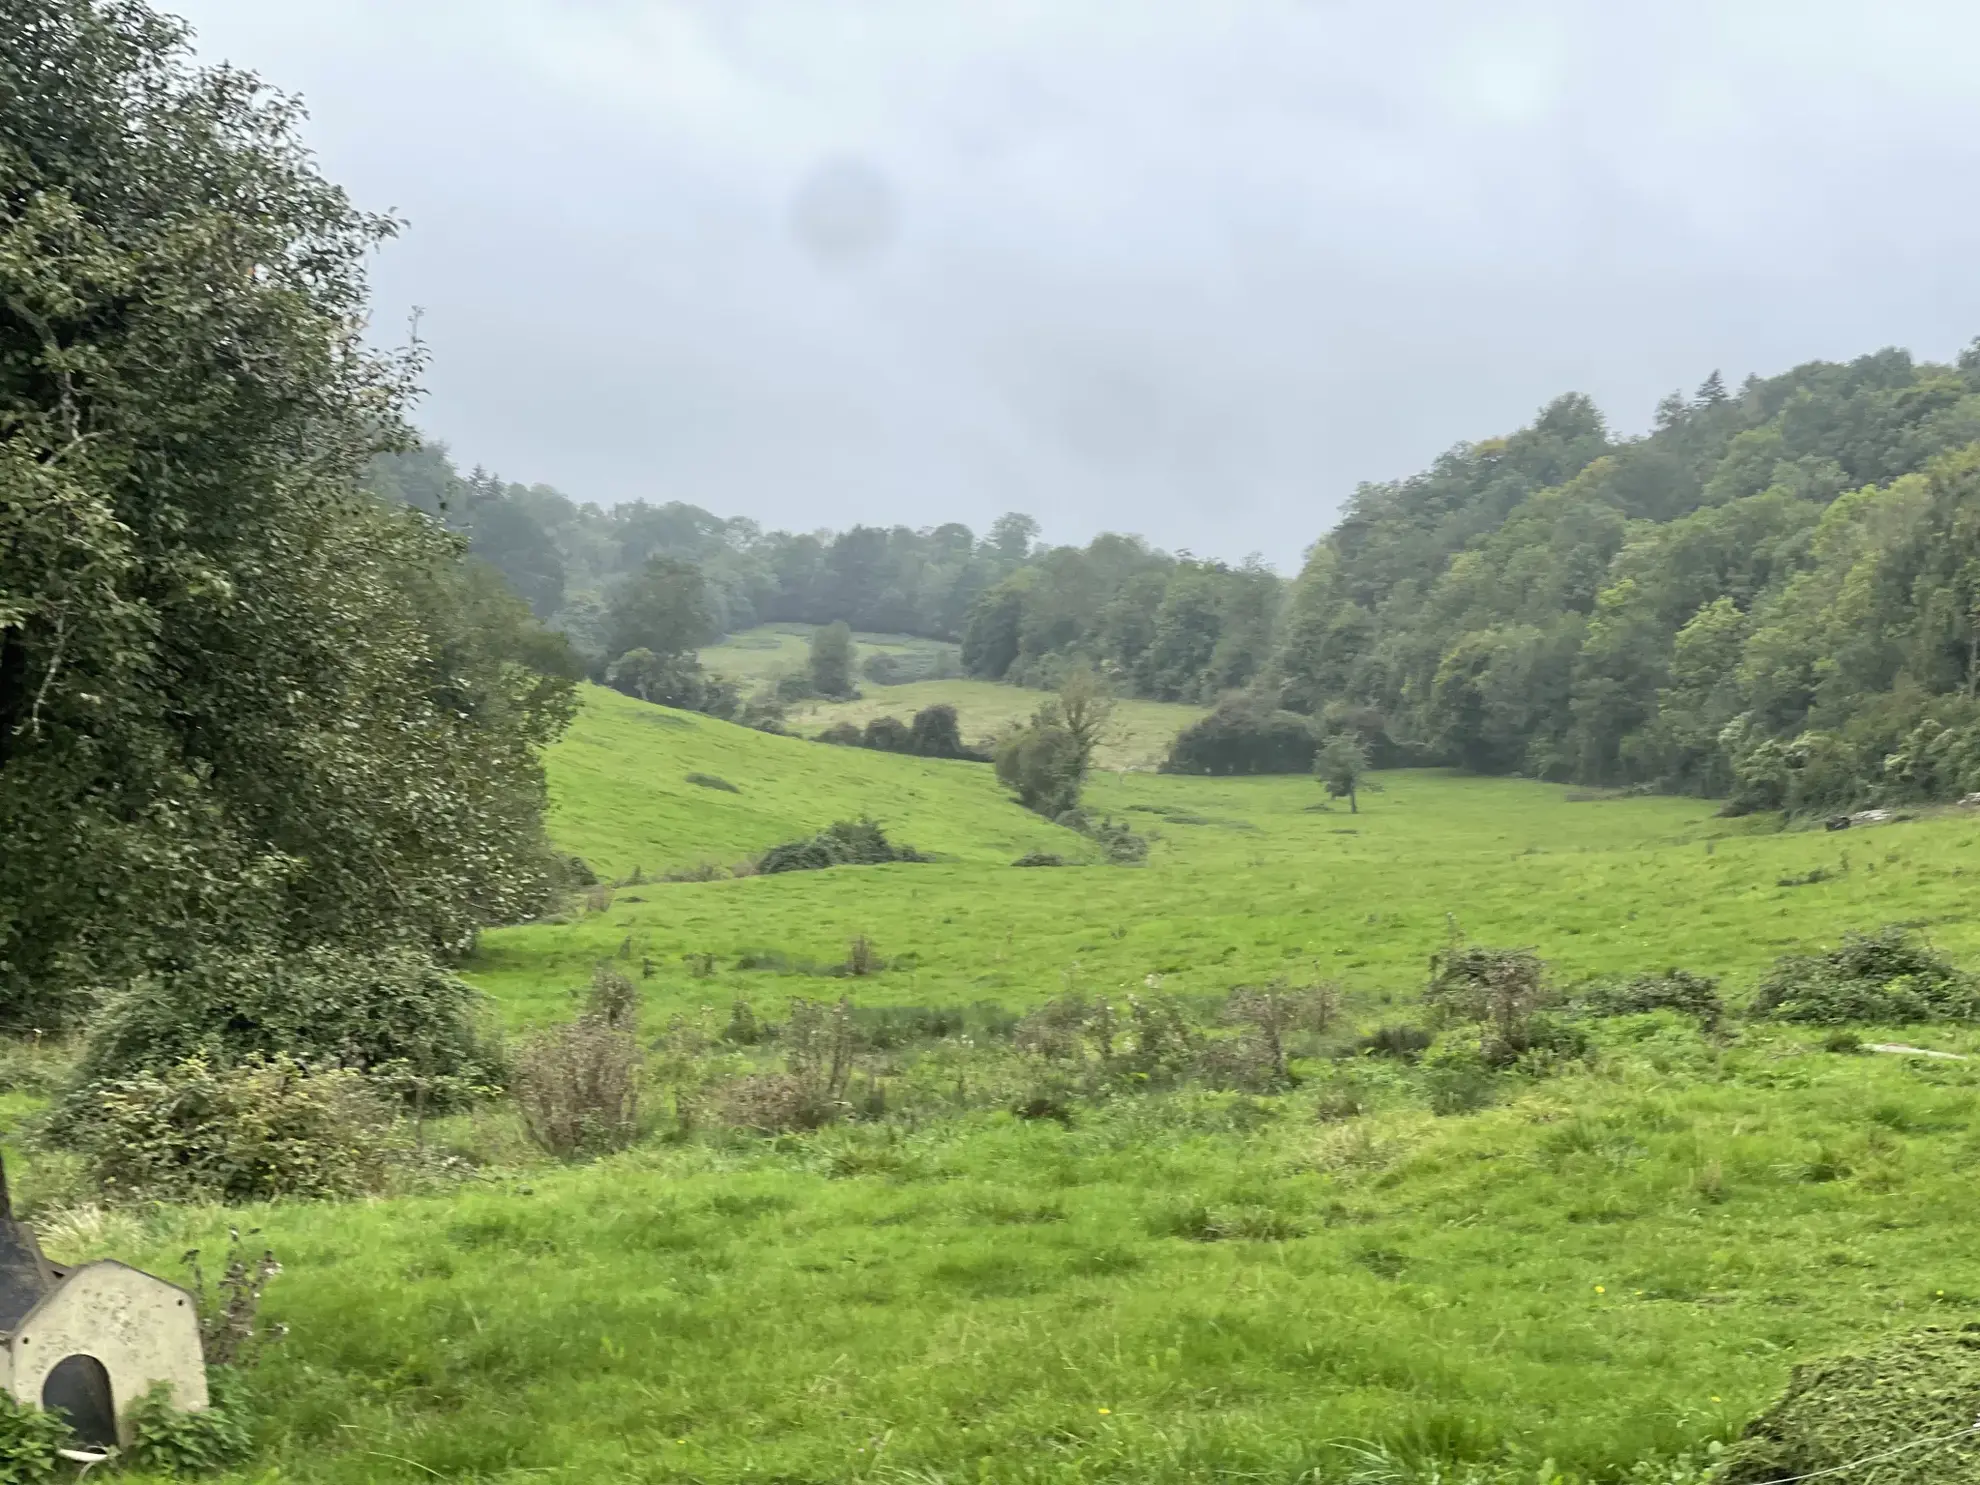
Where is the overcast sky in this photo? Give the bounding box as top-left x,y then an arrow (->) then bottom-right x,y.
169,0 -> 1980,565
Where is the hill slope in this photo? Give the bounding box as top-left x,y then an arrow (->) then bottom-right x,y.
544,684 -> 1076,880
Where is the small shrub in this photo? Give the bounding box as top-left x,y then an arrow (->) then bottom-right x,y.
185,1233 -> 284,1368
861,652 -> 906,685
861,716 -> 914,753
1163,696 -> 1317,776
513,1018 -> 642,1158
722,1000 -> 766,1046
1011,1088 -> 1076,1125
909,704 -> 975,760
815,721 -> 863,747
757,818 -> 926,875
661,861 -> 727,883
1715,1326 -> 1980,1485
713,1073 -> 839,1133
1087,815 -> 1150,865
584,965 -> 640,1029
1583,969 -> 1725,1030
1823,1028 -> 1864,1054
842,937 -> 883,977
1312,1074 -> 1370,1122
1424,940 -> 1550,1066
738,693 -> 789,733
0,1391 -> 68,1482
71,1056 -> 397,1204
64,946 -> 499,1112
1693,1159 -> 1726,1203
684,771 -> 739,793
1012,852 -> 1067,868
1423,1046 -> 1498,1115
994,718 -> 1084,817
124,1380 -> 254,1477
1358,1025 -> 1432,1062
1013,996 -> 1093,1061
1203,982 -> 1341,1090
1751,925 -> 1980,1025
1055,810 -> 1150,864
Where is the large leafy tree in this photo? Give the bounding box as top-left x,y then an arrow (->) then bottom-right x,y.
0,0 -> 576,1027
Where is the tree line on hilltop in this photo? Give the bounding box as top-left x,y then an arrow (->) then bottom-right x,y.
404,346 -> 1980,813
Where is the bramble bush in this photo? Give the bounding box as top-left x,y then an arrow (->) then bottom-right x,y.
1581,969 -> 1726,1029
757,818 -> 927,875
69,1056 -> 399,1203
65,945 -> 501,1112
1751,925 -> 1980,1025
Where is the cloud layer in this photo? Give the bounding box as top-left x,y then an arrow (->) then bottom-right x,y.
170,0 -> 1980,562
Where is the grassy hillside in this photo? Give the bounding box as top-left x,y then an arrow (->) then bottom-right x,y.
543,684 -> 1077,883
489,711 -> 1980,1028
785,678 -> 1205,771
698,622 -> 959,686
698,623 -> 1207,769
23,694 -> 1980,1483
86,1032 -> 1980,1483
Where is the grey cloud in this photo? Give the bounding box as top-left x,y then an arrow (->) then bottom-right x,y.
168,0 -> 1980,564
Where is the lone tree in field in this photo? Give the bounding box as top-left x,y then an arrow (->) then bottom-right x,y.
809,621 -> 857,699
1314,732 -> 1369,812
1057,665 -> 1116,781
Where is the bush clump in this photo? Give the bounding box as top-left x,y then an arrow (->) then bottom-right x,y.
1054,809 -> 1151,864
1357,1024 -> 1432,1061
1751,925 -> 1980,1025
1424,941 -> 1551,1067
1582,969 -> 1726,1029
1716,1326 -> 1980,1484
513,1014 -> 643,1159
1163,697 -> 1316,776
1012,851 -> 1067,868
757,818 -> 926,875
125,1379 -> 255,1477
69,1055 -> 399,1203
66,945 -> 500,1112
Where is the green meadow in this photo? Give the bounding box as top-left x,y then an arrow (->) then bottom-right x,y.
701,624 -> 1207,770
30,687 -> 1980,1483
782,678 -> 1205,772
697,623 -> 960,687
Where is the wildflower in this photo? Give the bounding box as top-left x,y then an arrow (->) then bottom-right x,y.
1594,1285 -> 1606,1294
1098,1408 -> 1111,1415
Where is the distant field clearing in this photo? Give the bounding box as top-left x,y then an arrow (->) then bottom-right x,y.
700,624 -> 1207,771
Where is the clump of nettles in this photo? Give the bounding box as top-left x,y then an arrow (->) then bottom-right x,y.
1751,925 -> 1980,1025
757,818 -> 926,875
1716,1326 -> 1980,1484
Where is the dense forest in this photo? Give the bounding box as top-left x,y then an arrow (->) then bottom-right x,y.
403,344 -> 1980,811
